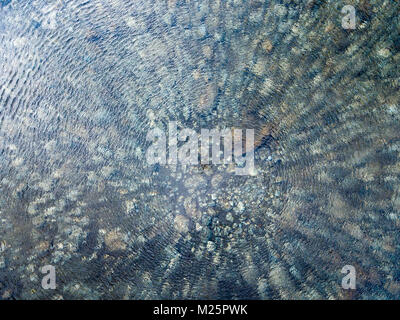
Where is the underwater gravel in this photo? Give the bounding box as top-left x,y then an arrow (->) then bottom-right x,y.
0,0 -> 399,299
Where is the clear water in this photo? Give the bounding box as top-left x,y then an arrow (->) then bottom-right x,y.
0,0 -> 399,299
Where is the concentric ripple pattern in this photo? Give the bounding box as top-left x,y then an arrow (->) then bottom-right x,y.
0,0 -> 399,299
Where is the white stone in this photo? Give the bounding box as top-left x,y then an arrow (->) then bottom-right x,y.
174,215 -> 189,233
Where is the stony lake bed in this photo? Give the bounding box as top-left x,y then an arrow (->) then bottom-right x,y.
0,0 -> 400,299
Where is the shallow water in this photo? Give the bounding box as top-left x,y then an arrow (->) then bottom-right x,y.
0,0 -> 399,299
